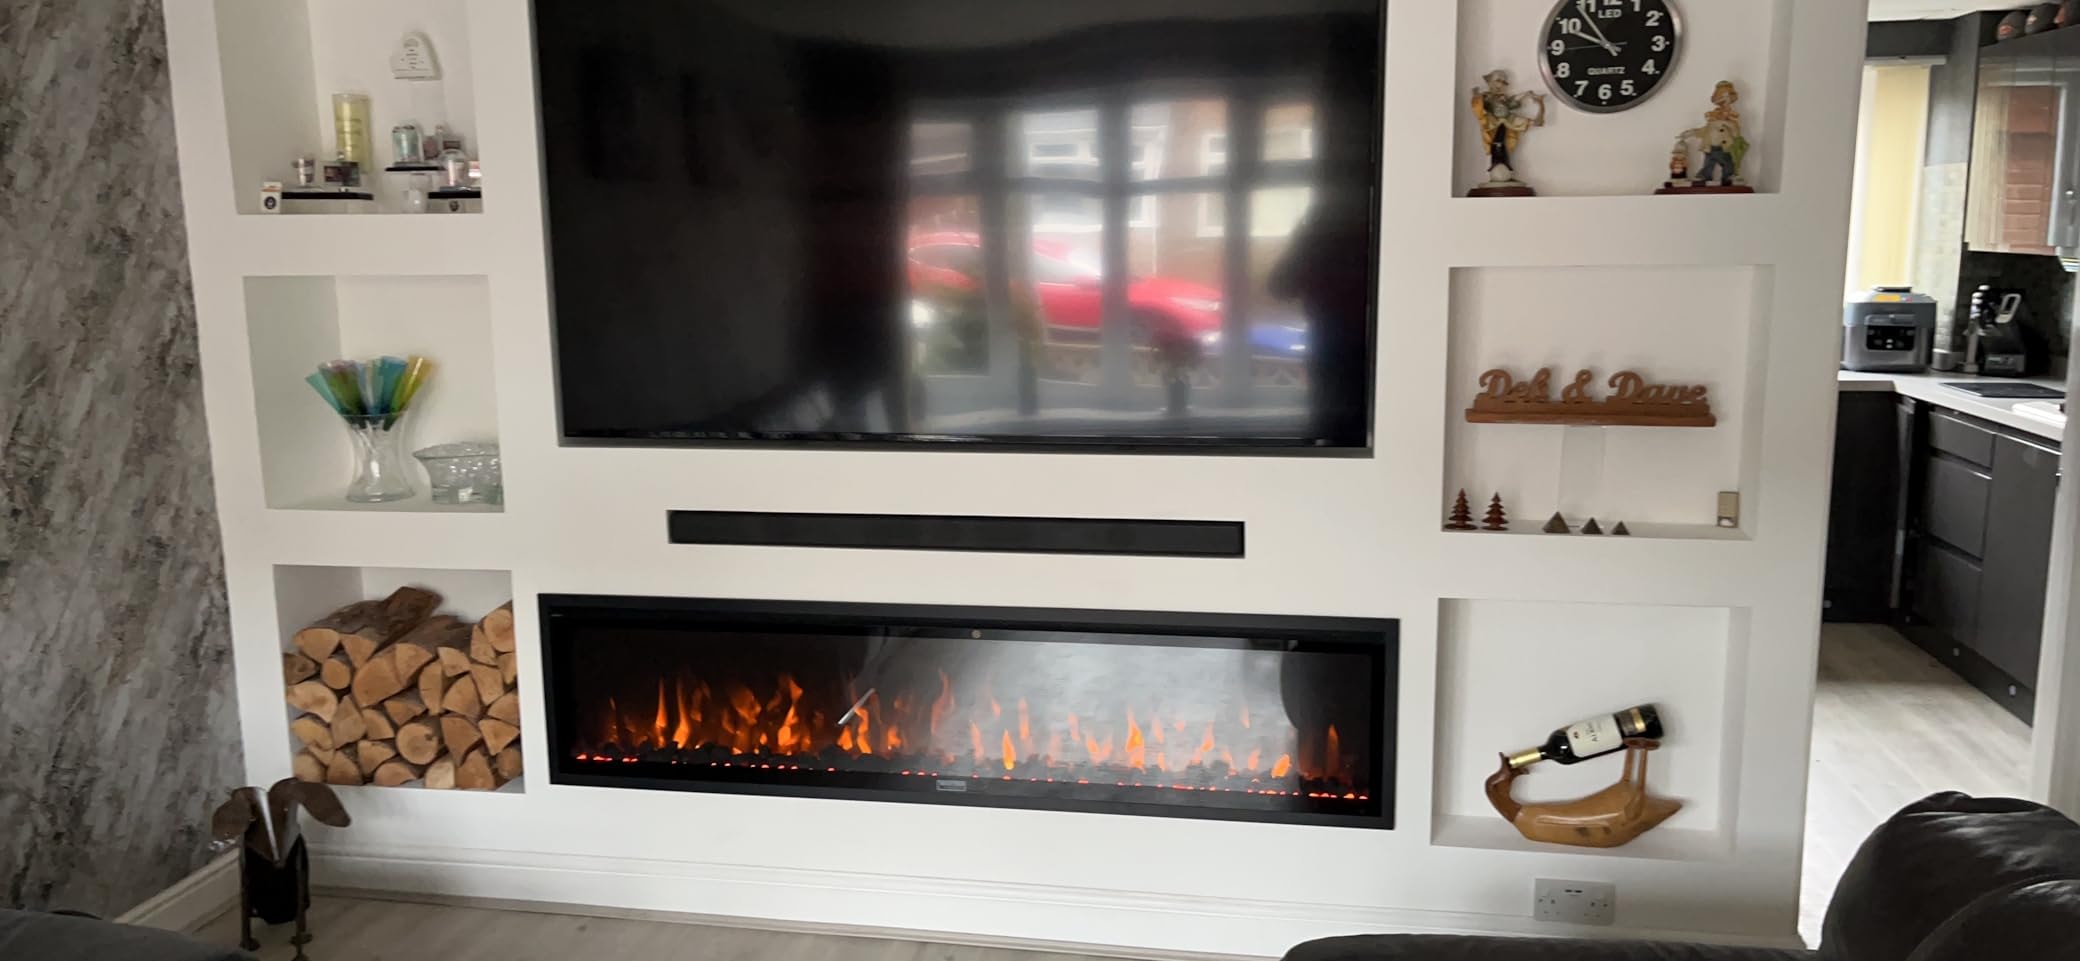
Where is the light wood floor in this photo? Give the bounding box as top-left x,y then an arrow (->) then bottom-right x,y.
195,896 -> 1140,961
1798,622 -> 2032,945
193,623 -> 2028,957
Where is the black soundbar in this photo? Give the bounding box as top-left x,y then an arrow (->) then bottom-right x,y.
667,511 -> 1244,558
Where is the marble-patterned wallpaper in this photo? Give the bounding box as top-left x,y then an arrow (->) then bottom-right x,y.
0,0 -> 243,915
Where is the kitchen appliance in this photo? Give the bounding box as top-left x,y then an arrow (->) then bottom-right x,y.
1964,287 -> 2033,377
1842,286 -> 1936,372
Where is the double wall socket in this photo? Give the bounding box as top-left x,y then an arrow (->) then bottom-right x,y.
1534,878 -> 1616,926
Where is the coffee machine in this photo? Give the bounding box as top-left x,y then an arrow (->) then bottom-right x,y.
1962,286 -> 2033,377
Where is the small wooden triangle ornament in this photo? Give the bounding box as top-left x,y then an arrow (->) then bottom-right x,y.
1612,521 -> 1631,536
1580,518 -> 1604,535
1543,512 -> 1570,534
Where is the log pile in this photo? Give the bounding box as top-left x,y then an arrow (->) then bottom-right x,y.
284,588 -> 521,791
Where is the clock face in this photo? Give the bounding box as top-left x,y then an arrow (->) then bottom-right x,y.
1540,0 -> 1683,113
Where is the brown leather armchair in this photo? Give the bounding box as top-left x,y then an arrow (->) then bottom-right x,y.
1283,793 -> 2080,961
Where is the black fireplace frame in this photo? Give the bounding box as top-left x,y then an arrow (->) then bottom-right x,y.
541,594 -> 1397,829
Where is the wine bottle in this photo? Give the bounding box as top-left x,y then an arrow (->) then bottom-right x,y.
1505,704 -> 1663,771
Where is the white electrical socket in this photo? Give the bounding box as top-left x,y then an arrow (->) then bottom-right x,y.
1533,878 -> 1616,926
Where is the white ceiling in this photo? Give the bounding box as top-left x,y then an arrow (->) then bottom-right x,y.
1868,1 -> 2031,21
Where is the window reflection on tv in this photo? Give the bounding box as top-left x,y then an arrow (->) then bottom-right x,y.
536,0 -> 1383,451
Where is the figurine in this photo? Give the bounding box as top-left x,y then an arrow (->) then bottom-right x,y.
1543,512 -> 1570,534
1612,521 -> 1632,536
1580,517 -> 1604,535
1469,70 -> 1546,197
1658,81 -> 1755,195
211,779 -> 351,960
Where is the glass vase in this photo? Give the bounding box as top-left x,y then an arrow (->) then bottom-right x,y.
343,414 -> 416,503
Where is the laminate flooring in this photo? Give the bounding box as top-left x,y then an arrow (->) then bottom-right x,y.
195,896 -> 1144,961
193,623 -> 2031,957
1798,622 -> 2032,946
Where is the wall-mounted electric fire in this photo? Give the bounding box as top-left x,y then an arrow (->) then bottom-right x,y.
542,596 -> 1396,828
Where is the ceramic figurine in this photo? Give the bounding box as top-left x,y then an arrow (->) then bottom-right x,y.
1658,81 -> 1755,195
1469,69 -> 1546,197
2060,0 -> 2080,29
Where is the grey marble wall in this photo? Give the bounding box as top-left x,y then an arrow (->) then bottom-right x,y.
0,0 -> 243,915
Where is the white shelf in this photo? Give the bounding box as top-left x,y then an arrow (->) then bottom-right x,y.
1430,815 -> 1731,864
1439,195 -> 1782,268
259,510 -> 515,571
226,215 -> 496,276
243,274 -> 502,515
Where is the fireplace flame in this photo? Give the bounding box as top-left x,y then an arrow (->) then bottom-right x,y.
586,667 -> 1361,798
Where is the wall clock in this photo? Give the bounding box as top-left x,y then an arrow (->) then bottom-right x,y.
1539,0 -> 1683,114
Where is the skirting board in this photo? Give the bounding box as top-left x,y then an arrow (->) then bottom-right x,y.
309,843 -> 1808,957
115,851 -> 239,934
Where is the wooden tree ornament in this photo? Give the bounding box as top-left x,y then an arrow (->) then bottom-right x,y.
1446,490 -> 1477,531
1482,494 -> 1508,532
1485,738 -> 1682,848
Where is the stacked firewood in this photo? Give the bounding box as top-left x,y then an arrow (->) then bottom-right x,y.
281,587 -> 522,790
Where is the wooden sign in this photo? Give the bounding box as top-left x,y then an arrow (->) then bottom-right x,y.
1466,368 -> 1716,427
1485,738 -> 1682,848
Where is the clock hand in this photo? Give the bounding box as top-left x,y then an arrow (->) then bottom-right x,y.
1562,27 -> 1624,54
1576,1 -> 1622,54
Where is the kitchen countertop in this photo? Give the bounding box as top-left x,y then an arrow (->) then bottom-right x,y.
1839,370 -> 2068,442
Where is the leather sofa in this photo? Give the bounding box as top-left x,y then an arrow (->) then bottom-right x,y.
1283,793 -> 2080,961
0,909 -> 251,960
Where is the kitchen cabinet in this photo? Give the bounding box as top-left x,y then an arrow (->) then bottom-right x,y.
1975,434 -> 2061,683
1966,35 -> 2065,254
1824,393 -> 1903,622
1897,401 -> 2060,721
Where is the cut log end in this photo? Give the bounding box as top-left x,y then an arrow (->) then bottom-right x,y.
319,654 -> 354,690
441,716 -> 483,758
441,675 -> 483,719
397,719 -> 443,765
486,691 -> 520,726
285,682 -> 339,723
424,755 -> 458,790
292,751 -> 326,784
494,746 -> 523,783
479,717 -> 520,756
455,749 -> 497,790
330,694 -> 367,745
382,692 -> 428,726
483,603 -> 517,653
371,759 -> 422,787
282,652 -> 318,685
470,664 -> 504,707
289,714 -> 334,752
325,747 -> 363,786
357,739 -> 398,777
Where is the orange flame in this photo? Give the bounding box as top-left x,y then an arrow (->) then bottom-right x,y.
970,721 -> 985,763
856,702 -> 873,756
1017,699 -> 1031,752
1150,711 -> 1165,745
1001,730 -> 1016,771
1325,725 -> 1342,780
1125,710 -> 1146,771
1271,754 -> 1292,778
1246,748 -> 1262,772
1240,703 -> 1251,729
838,727 -> 855,753
1046,730 -> 1062,764
653,679 -> 669,745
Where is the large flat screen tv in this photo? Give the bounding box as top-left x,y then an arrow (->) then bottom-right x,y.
535,0 -> 1383,451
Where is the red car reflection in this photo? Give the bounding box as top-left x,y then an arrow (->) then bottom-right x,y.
907,232 -> 1226,341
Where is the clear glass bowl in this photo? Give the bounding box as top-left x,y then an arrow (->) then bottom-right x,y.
412,442 -> 502,505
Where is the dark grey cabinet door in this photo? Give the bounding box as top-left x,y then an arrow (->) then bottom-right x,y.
1976,434 -> 2061,685
1919,542 -> 1983,646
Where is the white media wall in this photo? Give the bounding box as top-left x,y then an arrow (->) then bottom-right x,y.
165,0 -> 1865,954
